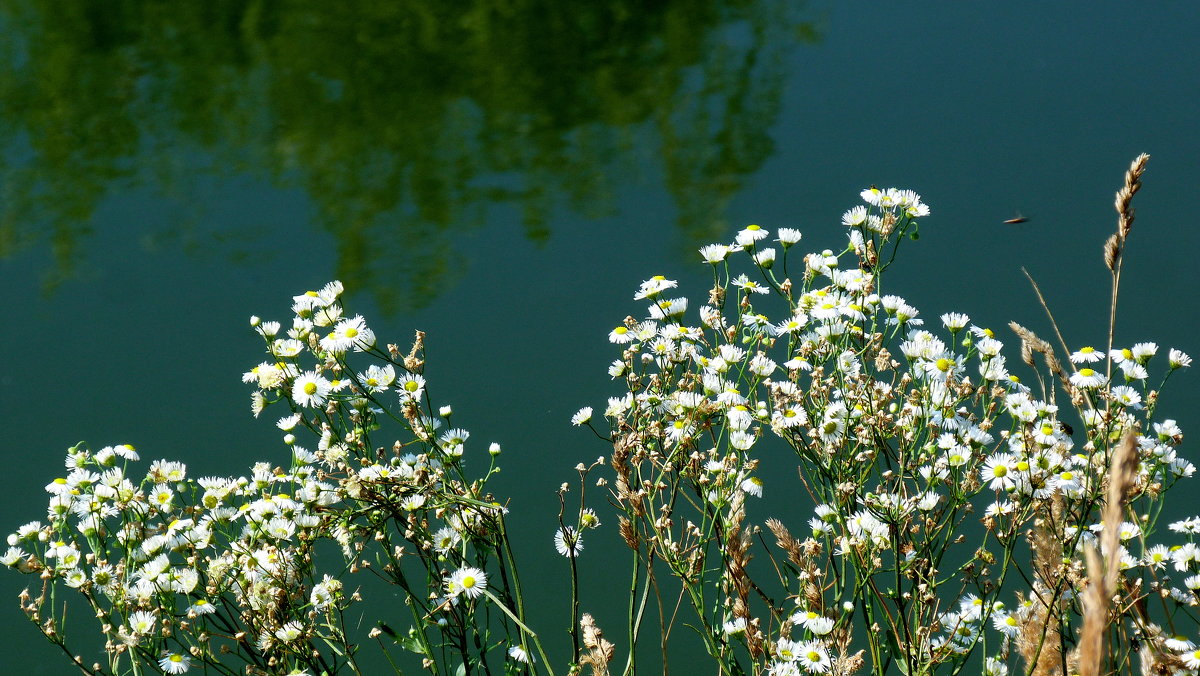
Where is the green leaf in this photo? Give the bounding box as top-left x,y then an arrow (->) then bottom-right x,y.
885,630 -> 910,676
378,622 -> 429,655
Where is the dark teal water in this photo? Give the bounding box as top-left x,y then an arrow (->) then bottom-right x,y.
2,2 -> 1198,672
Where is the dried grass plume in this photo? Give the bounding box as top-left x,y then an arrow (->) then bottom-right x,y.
1077,430 -> 1139,676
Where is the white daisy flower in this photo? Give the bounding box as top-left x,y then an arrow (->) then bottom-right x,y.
129,610 -> 157,635
188,598 -> 216,616
447,567 -> 488,599
320,315 -> 376,353
842,205 -> 868,227
359,364 -> 396,392
275,620 -> 304,642
734,224 -> 769,246
699,244 -> 732,264
1168,348 -> 1191,369
397,374 -> 426,402
571,407 -> 593,426
271,338 -> 305,358
608,325 -> 635,344
507,645 -> 532,663
753,248 -> 777,268
554,527 -> 583,558
740,476 -> 763,498
1131,341 -> 1158,363
158,653 -> 191,674
647,297 -> 687,320
940,312 -> 970,331
1068,368 -> 1107,389
776,228 -> 802,247
731,274 -> 770,295
292,371 -> 333,408
795,641 -> 831,673
992,612 -> 1021,637
634,276 -> 678,300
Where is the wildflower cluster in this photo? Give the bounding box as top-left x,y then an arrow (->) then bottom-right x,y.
6,157 -> 1197,676
582,184 -> 1197,674
3,438 -> 350,675
5,282 -> 545,675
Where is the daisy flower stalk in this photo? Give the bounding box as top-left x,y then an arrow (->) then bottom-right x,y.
580,166 -> 1194,676
5,158 -> 1195,676
5,283 -> 552,676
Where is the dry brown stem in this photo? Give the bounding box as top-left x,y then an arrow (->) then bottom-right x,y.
1017,589 -> 1063,676
579,613 -> 616,676
1105,154 -> 1150,375
403,330 -> 425,373
1008,322 -> 1070,390
1115,153 -> 1150,241
766,518 -> 807,569
1077,430 -> 1139,676
1017,518 -> 1064,676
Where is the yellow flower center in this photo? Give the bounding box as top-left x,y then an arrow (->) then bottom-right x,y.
304,382 -> 318,395
345,327 -> 358,338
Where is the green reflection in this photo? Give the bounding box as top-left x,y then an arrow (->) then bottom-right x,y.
0,0 -> 819,312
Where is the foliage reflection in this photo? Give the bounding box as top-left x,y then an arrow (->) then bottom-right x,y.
0,0 -> 818,312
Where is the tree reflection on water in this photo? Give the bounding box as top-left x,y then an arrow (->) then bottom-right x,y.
0,1 -> 818,313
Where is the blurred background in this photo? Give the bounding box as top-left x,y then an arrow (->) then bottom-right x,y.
2,1 -> 1198,672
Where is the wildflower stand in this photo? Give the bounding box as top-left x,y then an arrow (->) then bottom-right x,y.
7,156 -> 1197,675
